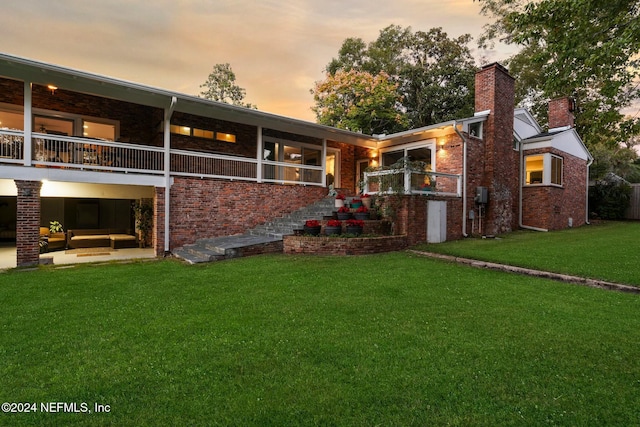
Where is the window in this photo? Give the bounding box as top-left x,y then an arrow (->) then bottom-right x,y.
170,125 -> 225,141
0,109 -> 23,130
381,145 -> 433,169
83,121 -> 115,141
524,153 -> 563,186
193,128 -> 214,140
551,155 -> 563,185
525,155 -> 544,184
216,132 -> 236,143
170,125 -> 191,136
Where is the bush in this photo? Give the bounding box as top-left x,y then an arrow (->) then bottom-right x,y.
589,173 -> 632,219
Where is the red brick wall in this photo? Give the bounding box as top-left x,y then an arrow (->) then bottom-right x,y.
325,140 -> 376,195
0,78 -> 162,146
474,63 -> 518,235
548,97 -> 575,129
168,178 -> 327,249
15,180 -> 42,267
170,112 -> 258,157
522,150 -> 587,230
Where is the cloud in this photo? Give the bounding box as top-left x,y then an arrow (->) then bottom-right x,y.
0,0 -> 510,121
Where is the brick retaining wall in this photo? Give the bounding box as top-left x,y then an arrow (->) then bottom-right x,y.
169,178 -> 327,249
283,235 -> 408,256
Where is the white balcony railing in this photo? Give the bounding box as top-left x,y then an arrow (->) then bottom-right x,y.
30,133 -> 165,174
364,168 -> 462,197
0,130 -> 325,186
170,149 -> 257,181
0,129 -> 24,164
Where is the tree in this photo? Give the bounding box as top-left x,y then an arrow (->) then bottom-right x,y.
199,63 -> 257,109
311,69 -> 408,135
477,0 -> 640,179
589,173 -> 632,219
316,25 -> 477,131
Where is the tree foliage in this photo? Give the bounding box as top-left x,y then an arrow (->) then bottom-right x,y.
199,63 -> 257,109
588,173 -> 632,220
478,0 -> 640,179
311,70 -> 407,135
312,25 -> 477,133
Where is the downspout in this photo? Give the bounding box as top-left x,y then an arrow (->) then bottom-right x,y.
585,158 -> 593,225
164,96 -> 177,255
453,121 -> 468,237
518,139 -> 548,232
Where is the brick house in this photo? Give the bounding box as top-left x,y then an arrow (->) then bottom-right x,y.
0,54 -> 591,266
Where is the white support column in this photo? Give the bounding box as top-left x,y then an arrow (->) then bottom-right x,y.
321,139 -> 327,187
256,126 -> 263,183
23,82 -> 32,166
163,97 -> 177,253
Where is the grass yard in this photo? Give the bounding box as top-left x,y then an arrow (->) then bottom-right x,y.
415,221 -> 640,287
0,251 -> 639,426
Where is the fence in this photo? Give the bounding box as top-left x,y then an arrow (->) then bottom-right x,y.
626,184 -> 640,220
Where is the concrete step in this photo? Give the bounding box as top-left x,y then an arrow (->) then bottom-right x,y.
172,197 -> 337,264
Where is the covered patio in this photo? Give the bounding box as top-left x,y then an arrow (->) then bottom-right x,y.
0,242 -> 155,270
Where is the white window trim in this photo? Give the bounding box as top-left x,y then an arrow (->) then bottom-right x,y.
379,139 -> 436,171
524,152 -> 564,187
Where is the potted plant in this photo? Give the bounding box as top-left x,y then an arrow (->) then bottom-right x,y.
325,219 -> 342,236
336,206 -> 351,220
354,205 -> 370,220
345,219 -> 364,236
335,193 -> 346,208
303,219 -> 321,236
361,193 -> 372,209
49,220 -> 63,233
350,198 -> 362,209
133,199 -> 153,247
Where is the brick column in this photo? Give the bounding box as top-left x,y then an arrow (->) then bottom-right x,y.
15,180 -> 42,267
474,63 -> 518,235
154,187 -> 165,257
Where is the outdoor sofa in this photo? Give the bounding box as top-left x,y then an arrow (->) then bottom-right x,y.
67,229 -> 137,249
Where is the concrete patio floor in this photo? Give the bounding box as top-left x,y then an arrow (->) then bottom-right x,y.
0,243 -> 156,270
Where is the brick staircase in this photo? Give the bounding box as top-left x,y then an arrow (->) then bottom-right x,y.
172,197 -> 337,264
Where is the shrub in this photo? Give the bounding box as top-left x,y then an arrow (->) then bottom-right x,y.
589,173 -> 632,219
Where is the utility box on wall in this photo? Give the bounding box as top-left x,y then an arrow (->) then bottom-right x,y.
475,186 -> 488,204
427,200 -> 447,243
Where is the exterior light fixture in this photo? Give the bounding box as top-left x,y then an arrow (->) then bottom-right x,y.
47,85 -> 58,94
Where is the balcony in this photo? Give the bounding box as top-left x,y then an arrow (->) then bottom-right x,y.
0,130 -> 324,186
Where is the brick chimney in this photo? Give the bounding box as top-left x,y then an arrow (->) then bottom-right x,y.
473,63 -> 518,235
548,97 -> 575,129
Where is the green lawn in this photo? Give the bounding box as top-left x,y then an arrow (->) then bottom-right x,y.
0,250 -> 639,426
415,221 -> 640,286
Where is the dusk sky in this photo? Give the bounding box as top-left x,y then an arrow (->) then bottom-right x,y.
2,0 -> 515,122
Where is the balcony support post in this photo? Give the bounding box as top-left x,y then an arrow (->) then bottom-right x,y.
23,82 -> 32,166
163,97 -> 177,253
